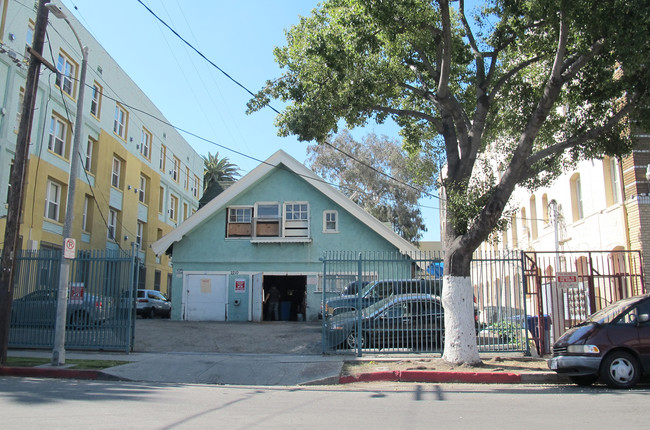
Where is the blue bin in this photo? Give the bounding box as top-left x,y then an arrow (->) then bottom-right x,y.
280,301 -> 291,321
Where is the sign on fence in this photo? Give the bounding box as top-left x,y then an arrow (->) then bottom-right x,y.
556,272 -> 579,289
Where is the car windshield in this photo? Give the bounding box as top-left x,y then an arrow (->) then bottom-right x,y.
362,296 -> 394,317
585,296 -> 644,324
359,280 -> 379,298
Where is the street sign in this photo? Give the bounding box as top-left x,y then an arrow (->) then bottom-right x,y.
63,238 -> 76,259
556,271 -> 579,289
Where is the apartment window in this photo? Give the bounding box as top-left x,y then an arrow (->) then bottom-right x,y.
14,87 -> 24,133
55,51 -> 77,97
45,179 -> 62,222
113,104 -> 128,140
227,206 -> 253,237
511,214 -> 518,248
136,221 -> 144,248
24,20 -> 34,58
606,157 -> 621,205
107,208 -> 118,240
185,167 -> 190,190
90,82 -> 102,118
193,175 -> 200,198
169,194 -> 178,221
140,127 -> 151,159
323,210 -> 338,232
82,195 -> 93,232
159,145 -> 166,172
159,186 -> 164,213
255,203 -> 280,237
172,156 -> 180,182
48,114 -> 67,157
542,194 -> 549,224
183,202 -> 189,222
284,202 -> 309,237
154,270 -> 161,291
111,156 -> 122,188
139,174 -> 148,204
529,196 -> 538,240
84,137 -> 95,172
570,173 -> 584,221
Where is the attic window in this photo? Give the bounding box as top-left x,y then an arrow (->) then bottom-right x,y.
254,203 -> 281,237
227,206 -> 252,237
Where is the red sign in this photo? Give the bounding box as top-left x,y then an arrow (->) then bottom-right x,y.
235,279 -> 246,293
70,283 -> 84,303
556,272 -> 579,289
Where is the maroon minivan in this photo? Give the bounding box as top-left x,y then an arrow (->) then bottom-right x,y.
548,294 -> 650,389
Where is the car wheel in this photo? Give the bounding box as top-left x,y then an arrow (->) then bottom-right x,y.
69,311 -> 89,329
569,375 -> 598,386
345,331 -> 366,349
601,351 -> 640,389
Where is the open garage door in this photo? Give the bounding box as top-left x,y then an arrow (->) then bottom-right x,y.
185,274 -> 227,321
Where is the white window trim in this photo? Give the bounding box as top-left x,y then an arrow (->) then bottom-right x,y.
139,175 -> 147,204
283,201 -> 310,238
169,194 -> 178,221
84,138 -> 94,172
136,221 -> 144,248
82,195 -> 89,231
113,104 -> 128,140
107,208 -> 117,241
56,52 -> 76,97
140,128 -> 151,159
45,180 -> 62,222
226,206 -> 253,238
323,210 -> 338,233
90,82 -> 102,118
48,115 -> 66,156
111,156 -> 121,188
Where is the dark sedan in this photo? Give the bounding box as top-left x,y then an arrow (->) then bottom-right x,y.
325,294 -> 445,351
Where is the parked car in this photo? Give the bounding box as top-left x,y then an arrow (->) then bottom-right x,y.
11,288 -> 112,328
136,289 -> 171,318
323,279 -> 442,318
548,294 -> 650,389
325,294 -> 446,350
340,280 -> 370,296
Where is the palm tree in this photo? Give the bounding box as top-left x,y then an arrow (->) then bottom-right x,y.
199,152 -> 240,208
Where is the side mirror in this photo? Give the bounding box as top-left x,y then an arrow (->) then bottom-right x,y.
638,314 -> 649,324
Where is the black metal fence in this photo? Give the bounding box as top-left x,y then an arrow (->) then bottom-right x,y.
9,248 -> 137,352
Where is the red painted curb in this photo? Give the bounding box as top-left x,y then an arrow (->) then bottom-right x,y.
0,366 -> 102,380
340,370 -> 522,384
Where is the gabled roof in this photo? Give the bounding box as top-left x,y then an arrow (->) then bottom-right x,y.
151,149 -> 419,256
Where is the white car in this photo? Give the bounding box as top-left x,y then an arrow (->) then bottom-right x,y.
136,289 -> 171,318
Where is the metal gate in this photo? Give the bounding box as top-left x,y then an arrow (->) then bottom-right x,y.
9,248 -> 137,352
523,250 -> 646,355
321,251 -> 527,355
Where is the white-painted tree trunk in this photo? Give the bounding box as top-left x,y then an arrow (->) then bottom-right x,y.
441,275 -> 481,365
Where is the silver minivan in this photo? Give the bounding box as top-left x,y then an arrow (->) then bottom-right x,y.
136,289 -> 171,318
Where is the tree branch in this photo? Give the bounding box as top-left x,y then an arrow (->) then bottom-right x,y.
489,56 -> 543,104
370,105 -> 444,132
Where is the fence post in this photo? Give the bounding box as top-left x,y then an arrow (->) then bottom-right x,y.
520,251 -> 531,356
126,243 -> 138,353
356,253 -> 363,357
321,254 -> 327,354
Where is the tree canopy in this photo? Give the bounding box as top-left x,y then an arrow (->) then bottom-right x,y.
248,0 -> 650,364
307,130 -> 435,243
199,152 -> 240,208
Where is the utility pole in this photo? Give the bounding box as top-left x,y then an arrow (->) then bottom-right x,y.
0,0 -> 50,365
47,2 -> 88,366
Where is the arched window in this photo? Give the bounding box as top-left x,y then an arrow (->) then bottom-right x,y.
541,194 -> 549,224
530,195 -> 538,239
570,173 -> 583,222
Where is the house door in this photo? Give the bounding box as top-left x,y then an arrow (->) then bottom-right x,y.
185,274 -> 227,321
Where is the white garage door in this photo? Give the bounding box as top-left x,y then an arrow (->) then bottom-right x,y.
185,274 -> 227,321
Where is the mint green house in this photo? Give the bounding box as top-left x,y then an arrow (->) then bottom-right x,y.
151,150 -> 418,322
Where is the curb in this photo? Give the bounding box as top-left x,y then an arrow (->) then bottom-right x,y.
340,370 -> 561,384
0,366 -> 123,381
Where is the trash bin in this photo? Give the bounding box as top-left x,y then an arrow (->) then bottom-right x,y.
280,301 -> 291,321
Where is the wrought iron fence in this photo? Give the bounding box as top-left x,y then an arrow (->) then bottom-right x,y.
321,251 -> 528,355
9,248 -> 137,352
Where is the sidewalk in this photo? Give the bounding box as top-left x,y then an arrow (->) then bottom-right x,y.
1,320 -> 566,386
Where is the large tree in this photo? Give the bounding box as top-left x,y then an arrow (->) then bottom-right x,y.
248,0 -> 650,364
307,130 -> 435,243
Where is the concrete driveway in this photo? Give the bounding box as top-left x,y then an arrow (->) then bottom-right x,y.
133,319 -> 323,355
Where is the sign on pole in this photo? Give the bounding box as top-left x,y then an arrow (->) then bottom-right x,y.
63,238 -> 76,259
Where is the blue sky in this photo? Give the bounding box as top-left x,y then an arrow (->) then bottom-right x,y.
59,0 -> 441,241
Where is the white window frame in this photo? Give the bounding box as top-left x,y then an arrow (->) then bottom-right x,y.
159,145 -> 166,172
90,82 -> 102,118
113,104 -> 128,140
82,195 -> 91,231
169,194 -> 178,221
172,156 -> 180,182
193,175 -> 200,198
56,51 -> 76,97
136,221 -> 144,248
140,127 -> 151,159
48,115 -> 66,156
107,208 -> 117,240
284,202 -> 309,237
323,210 -> 338,233
226,206 -> 253,238
45,179 -> 62,221
254,202 -> 281,238
111,156 -> 121,188
139,174 -> 147,203
84,137 -> 94,172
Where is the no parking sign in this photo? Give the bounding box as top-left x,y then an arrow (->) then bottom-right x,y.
64,238 -> 76,259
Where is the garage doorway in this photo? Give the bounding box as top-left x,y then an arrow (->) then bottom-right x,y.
263,275 -> 306,322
